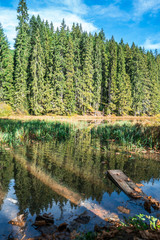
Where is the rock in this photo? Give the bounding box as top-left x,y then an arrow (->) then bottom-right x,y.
8,214 -> 25,227
140,230 -> 160,240
117,206 -> 130,214
74,211 -> 90,224
67,220 -> 80,232
57,222 -> 68,232
54,231 -> 71,240
38,225 -> 57,235
34,214 -> 54,227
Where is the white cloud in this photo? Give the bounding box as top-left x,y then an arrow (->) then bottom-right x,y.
29,8 -> 97,32
0,4 -> 97,49
91,4 -> 130,21
133,0 -> 160,16
0,8 -> 17,48
143,38 -> 160,50
52,0 -> 88,15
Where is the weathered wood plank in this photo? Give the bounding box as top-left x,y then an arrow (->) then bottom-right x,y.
107,170 -> 146,198
107,170 -> 160,212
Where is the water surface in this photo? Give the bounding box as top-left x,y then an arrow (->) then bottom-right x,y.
0,126 -> 160,239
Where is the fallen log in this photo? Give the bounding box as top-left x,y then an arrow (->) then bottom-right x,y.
107,170 -> 160,212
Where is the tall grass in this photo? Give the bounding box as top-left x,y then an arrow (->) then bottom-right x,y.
0,119 -> 159,150
0,119 -> 75,146
91,121 -> 160,150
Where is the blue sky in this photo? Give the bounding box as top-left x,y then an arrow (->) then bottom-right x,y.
0,0 -> 160,50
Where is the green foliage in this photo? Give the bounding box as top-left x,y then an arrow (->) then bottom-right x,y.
0,119 -> 75,146
0,24 -> 14,105
0,102 -> 13,116
91,121 -> 160,150
13,0 -> 30,112
0,0 -> 160,116
123,214 -> 160,231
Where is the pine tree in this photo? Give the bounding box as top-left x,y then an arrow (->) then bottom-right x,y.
131,44 -> 151,115
42,20 -> 54,113
13,0 -> 30,112
107,36 -> 118,114
71,23 -> 83,114
93,33 -> 102,111
63,34 -> 76,114
80,33 -> 94,113
29,27 -> 45,115
0,23 -> 13,104
52,20 -> 67,114
100,36 -> 109,113
147,51 -> 160,114
117,45 -> 132,115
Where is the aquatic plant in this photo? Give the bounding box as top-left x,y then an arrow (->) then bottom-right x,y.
91,121 -> 160,150
123,214 -> 160,230
0,119 -> 75,146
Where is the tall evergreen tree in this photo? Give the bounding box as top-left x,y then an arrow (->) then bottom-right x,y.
71,23 -> 83,114
42,20 -> 54,113
99,36 -> 109,113
131,44 -> 151,115
117,45 -> 132,115
29,27 -> 45,115
107,36 -> 118,114
52,20 -> 67,114
0,23 -> 13,104
147,51 -> 160,114
93,33 -> 102,111
80,33 -> 94,113
63,34 -> 76,114
13,0 -> 30,112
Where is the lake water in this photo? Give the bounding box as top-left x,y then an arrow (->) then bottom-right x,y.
0,125 -> 160,239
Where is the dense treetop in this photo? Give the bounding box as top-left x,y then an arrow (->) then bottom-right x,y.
0,0 -> 160,116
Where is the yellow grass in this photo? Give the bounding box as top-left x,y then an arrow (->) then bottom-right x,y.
1,114 -> 160,125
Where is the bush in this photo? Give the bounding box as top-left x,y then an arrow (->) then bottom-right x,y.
0,102 -> 13,117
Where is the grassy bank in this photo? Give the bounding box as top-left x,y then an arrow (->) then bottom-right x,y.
0,119 -> 75,146
0,119 -> 159,150
91,121 -> 160,150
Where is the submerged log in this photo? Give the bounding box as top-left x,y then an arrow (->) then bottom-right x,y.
107,170 -> 160,212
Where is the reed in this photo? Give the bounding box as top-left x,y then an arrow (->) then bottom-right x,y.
0,119 -> 75,146
91,121 -> 160,150
0,119 -> 159,150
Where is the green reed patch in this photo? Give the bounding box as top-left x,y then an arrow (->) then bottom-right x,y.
0,119 -> 75,146
0,119 -> 159,150
91,122 -> 160,150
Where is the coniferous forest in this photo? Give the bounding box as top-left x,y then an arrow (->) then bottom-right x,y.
0,0 -> 160,116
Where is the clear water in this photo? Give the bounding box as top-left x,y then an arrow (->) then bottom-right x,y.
0,127 -> 160,239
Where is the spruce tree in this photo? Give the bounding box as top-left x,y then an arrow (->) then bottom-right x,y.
13,0 -> 30,112
100,37 -> 109,113
71,23 -> 83,114
0,23 -> 13,104
63,34 -> 76,114
29,27 -> 45,115
52,20 -> 67,114
80,33 -> 94,113
93,33 -> 102,111
107,36 -> 118,114
117,45 -> 132,115
42,20 -> 54,113
131,44 -> 151,115
147,51 -> 160,114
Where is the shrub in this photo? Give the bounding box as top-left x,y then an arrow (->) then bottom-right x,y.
0,102 -> 13,117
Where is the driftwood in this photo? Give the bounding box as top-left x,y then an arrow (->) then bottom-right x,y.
107,170 -> 160,212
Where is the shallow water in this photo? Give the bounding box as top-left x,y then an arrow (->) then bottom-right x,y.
0,127 -> 160,239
